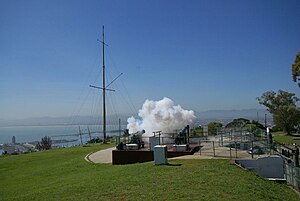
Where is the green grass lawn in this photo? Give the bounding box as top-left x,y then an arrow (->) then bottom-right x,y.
273,131 -> 300,144
0,143 -> 299,201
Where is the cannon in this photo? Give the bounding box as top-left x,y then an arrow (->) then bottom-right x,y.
175,125 -> 189,145
129,130 -> 145,149
116,129 -> 145,150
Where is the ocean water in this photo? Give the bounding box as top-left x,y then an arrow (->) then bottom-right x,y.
0,125 -> 126,147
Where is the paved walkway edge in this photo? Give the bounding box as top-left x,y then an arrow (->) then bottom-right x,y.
85,147 -> 115,164
84,151 -> 96,163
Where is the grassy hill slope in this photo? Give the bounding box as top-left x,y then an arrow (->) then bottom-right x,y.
0,144 -> 298,201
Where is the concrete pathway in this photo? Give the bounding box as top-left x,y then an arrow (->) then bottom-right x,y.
85,147 -> 115,164
85,146 -> 268,164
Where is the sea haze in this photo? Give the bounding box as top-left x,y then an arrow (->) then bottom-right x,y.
0,109 -> 271,144
0,124 -> 126,145
0,109 -> 271,127
0,114 -> 131,127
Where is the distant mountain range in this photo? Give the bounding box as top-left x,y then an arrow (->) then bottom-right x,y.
195,109 -> 272,125
0,109 -> 271,127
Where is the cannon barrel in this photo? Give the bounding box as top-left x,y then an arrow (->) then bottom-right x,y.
130,130 -> 145,137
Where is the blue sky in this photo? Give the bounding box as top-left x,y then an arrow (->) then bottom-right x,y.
1,0 -> 300,120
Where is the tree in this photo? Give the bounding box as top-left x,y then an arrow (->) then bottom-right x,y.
292,52 -> 300,87
225,118 -> 250,128
87,137 -> 102,144
243,122 -> 264,137
192,126 -> 203,137
257,90 -> 300,135
243,123 -> 258,132
36,136 -> 52,150
207,122 -> 223,135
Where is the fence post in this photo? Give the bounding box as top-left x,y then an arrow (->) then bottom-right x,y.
291,164 -> 295,189
235,141 -> 237,158
230,146 -> 232,159
199,140 -> 202,155
294,146 -> 299,167
251,140 -> 254,159
240,131 -> 242,143
213,141 -> 215,157
221,132 -> 223,147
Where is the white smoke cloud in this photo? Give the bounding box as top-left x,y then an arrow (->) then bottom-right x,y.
127,97 -> 196,136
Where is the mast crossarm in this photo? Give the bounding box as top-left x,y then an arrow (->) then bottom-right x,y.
97,39 -> 108,46
89,85 -> 115,91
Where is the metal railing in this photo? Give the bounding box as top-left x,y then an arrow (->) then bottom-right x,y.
284,162 -> 300,191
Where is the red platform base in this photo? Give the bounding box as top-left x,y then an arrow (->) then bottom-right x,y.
112,149 -> 193,165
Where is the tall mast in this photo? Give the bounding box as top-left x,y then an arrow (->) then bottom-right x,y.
102,25 -> 107,143
89,26 -> 123,144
